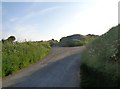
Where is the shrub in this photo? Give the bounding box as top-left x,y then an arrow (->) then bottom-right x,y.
80,25 -> 120,88
2,41 -> 51,77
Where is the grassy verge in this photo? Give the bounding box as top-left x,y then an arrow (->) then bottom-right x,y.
2,41 -> 51,77
0,41 -> 1,77
80,25 -> 120,88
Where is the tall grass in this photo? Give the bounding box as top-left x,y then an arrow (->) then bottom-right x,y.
0,41 -> 2,77
2,41 -> 51,77
80,25 -> 119,88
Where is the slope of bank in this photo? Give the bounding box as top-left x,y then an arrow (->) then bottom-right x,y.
80,25 -> 119,87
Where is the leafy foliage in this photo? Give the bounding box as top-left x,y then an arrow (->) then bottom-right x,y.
48,39 -> 59,46
7,36 -> 16,42
80,25 -> 120,87
59,34 -> 98,47
2,36 -> 16,44
2,41 -> 51,77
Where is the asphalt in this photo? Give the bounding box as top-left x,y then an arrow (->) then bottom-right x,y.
2,46 -> 85,87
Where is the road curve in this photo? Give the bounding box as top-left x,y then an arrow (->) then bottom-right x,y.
3,46 -> 85,87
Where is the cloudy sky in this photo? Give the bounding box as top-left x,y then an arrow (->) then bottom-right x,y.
2,0 -> 119,41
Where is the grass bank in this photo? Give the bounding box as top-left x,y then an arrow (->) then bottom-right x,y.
2,41 -> 51,77
80,25 -> 120,88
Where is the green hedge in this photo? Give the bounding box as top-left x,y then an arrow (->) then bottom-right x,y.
80,25 -> 120,88
2,42 -> 51,77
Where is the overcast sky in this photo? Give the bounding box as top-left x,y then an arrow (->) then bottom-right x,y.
2,0 -> 119,41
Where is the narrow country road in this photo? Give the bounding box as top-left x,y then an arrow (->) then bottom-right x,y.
3,46 -> 85,87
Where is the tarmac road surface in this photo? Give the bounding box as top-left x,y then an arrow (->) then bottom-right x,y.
3,46 -> 85,87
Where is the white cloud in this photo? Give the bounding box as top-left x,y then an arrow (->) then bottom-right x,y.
2,0 -> 119,41
11,24 -> 50,41
11,6 -> 59,25
55,0 -> 118,37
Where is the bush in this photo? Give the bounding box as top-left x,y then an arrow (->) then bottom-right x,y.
80,25 -> 120,88
2,41 -> 51,77
59,34 -> 97,47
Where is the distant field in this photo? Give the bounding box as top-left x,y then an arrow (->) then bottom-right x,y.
2,41 -> 51,77
81,25 -> 119,87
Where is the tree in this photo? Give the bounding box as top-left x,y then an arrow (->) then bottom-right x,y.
2,39 -> 5,43
7,36 -> 16,43
51,39 -> 54,41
